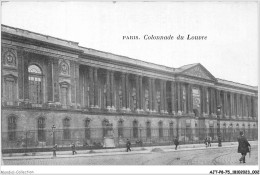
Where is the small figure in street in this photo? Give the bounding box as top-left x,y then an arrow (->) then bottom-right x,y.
52,144 -> 57,157
218,135 -> 222,147
204,137 -> 208,148
174,137 -> 179,150
126,139 -> 131,152
207,136 -> 212,147
71,143 -> 77,155
237,131 -> 251,163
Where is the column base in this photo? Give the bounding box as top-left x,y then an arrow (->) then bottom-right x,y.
177,111 -> 182,115
202,113 -> 208,118
231,115 -> 236,119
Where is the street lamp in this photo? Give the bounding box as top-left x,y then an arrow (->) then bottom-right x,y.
217,105 -> 222,147
52,125 -> 56,146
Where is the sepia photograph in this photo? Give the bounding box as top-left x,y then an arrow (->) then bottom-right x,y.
0,1 -> 259,174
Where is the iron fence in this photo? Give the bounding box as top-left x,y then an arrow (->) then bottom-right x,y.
1,127 -> 258,153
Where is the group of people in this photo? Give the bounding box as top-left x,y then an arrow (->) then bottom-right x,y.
51,131 -> 251,164
204,136 -> 212,147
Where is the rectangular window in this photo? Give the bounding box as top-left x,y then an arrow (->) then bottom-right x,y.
61,87 -> 68,106
8,116 -> 16,141
5,79 -> 15,105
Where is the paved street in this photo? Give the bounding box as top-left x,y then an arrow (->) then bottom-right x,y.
3,145 -> 257,165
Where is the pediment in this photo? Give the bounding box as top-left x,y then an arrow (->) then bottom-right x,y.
181,64 -> 216,81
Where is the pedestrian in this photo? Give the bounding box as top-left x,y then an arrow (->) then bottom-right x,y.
174,137 -> 179,150
53,144 -> 57,157
218,135 -> 222,147
126,139 -> 131,152
204,137 -> 208,148
208,136 -> 212,147
71,143 -> 77,155
237,131 -> 251,163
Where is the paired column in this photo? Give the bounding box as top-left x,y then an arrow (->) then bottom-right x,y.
23,55 -> 29,102
223,91 -> 228,118
160,80 -> 164,113
164,81 -> 167,113
47,59 -> 53,102
110,71 -> 115,108
126,74 -> 130,110
230,93 -> 234,117
200,86 -> 206,115
84,69 -> 89,108
121,73 -> 126,109
152,78 -> 156,112
75,63 -> 80,106
236,94 -> 241,117
94,67 -> 99,107
139,76 -> 143,110
247,96 -> 251,118
171,82 -> 176,114
135,75 -> 140,110
177,82 -> 181,114
187,84 -> 192,114
89,67 -> 94,107
106,70 -> 111,108
148,78 -> 153,111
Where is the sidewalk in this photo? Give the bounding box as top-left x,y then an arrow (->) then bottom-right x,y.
2,141 -> 258,160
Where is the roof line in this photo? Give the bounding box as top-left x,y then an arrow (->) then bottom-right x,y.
217,78 -> 257,88
1,24 -> 79,45
79,46 -> 176,70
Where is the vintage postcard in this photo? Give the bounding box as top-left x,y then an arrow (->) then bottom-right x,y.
0,1 -> 259,175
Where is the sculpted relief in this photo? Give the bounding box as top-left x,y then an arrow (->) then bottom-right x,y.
183,66 -> 211,80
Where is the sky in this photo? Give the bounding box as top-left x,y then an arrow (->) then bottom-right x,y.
1,1 -> 258,86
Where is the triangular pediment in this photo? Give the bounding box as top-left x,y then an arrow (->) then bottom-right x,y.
181,64 -> 216,81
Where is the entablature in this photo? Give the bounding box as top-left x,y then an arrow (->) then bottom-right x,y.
2,40 -> 79,62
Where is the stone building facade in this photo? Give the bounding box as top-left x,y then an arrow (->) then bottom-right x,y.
1,25 -> 258,148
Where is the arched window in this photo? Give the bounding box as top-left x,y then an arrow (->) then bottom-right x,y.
38,117 -> 46,142
118,120 -> 124,137
8,115 -> 17,141
133,120 -> 138,138
63,118 -> 71,140
146,121 -> 151,138
159,121 -> 163,138
28,65 -> 43,105
85,119 -> 91,139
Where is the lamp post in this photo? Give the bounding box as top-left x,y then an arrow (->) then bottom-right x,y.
217,105 -> 222,147
52,125 -> 56,146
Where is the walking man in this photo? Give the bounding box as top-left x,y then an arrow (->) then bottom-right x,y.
238,131 -> 251,163
126,139 -> 131,152
71,143 -> 77,155
208,136 -> 212,147
174,137 -> 179,150
204,137 -> 208,148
